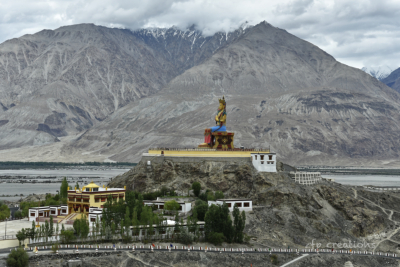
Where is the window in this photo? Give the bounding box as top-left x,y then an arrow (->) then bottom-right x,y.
260,155 -> 264,160
159,230 -> 166,235
30,213 -> 35,217
86,188 -> 90,191
159,205 -> 164,209
235,203 -> 242,207
39,213 -> 43,216
227,203 -> 231,208
255,155 -> 257,160
179,205 -> 182,211
51,211 -> 56,214
269,155 -> 273,160
261,161 -> 264,164
95,199 -> 99,203
90,218 -> 96,222
244,202 -> 250,207
62,209 -> 66,213
93,188 -> 99,192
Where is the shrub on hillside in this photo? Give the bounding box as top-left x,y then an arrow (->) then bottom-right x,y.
192,182 -> 201,197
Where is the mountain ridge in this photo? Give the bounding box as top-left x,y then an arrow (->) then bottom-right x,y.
0,21 -> 400,166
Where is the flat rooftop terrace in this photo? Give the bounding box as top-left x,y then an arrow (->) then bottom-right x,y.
147,148 -> 271,158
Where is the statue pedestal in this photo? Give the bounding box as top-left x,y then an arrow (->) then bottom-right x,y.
198,130 -> 234,149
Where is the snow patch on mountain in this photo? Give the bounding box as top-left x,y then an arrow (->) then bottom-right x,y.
361,65 -> 394,81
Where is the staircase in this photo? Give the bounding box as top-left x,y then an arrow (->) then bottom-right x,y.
60,213 -> 78,224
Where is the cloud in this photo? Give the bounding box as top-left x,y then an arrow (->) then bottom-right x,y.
0,0 -> 399,70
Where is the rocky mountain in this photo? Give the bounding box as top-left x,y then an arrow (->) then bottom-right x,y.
66,22 -> 400,166
0,23 -> 251,151
382,67 -> 400,93
361,65 -> 394,81
1,21 -> 400,166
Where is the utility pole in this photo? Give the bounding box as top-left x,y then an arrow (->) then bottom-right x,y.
5,219 -> 7,239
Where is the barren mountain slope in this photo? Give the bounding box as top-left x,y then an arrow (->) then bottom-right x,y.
0,23 -> 250,150
382,67 -> 400,93
67,22 -> 400,166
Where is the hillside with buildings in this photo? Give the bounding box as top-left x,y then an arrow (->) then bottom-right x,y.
108,155 -> 400,253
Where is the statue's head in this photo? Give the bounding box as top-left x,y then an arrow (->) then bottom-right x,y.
218,96 -> 226,110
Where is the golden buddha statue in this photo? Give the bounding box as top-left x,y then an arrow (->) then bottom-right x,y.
211,96 -> 227,132
199,96 -> 234,149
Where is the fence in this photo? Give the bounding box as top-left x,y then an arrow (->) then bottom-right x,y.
289,172 -> 322,185
20,245 -> 399,260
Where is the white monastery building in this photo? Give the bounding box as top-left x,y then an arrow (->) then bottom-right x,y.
208,199 -> 253,212
251,152 -> 276,172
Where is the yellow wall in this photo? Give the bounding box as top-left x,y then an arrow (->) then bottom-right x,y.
0,238 -> 29,249
148,149 -> 270,157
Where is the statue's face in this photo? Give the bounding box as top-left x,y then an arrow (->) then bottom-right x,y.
219,103 -> 225,110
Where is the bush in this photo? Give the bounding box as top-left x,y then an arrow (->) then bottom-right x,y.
192,182 -> 201,197
7,248 -> 29,267
207,232 -> 224,245
178,228 -> 193,245
51,243 -> 60,253
198,192 -> 207,202
270,254 -> 279,265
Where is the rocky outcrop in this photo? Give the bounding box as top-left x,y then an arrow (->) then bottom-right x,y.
109,157 -> 388,249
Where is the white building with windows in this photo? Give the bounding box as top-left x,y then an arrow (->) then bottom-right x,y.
251,152 -> 276,172
208,199 -> 253,212
29,205 -> 68,222
88,207 -> 103,227
143,198 -> 192,214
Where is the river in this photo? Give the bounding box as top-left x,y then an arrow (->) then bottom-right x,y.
322,174 -> 400,187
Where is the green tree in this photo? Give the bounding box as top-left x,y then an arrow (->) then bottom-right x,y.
6,247 -> 29,267
174,212 -> 180,233
204,203 -> 233,243
0,204 -> 10,220
14,211 -> 22,219
16,229 -> 26,247
75,182 -> 80,190
193,200 -> 208,221
164,200 -> 180,211
192,182 -> 201,197
233,205 -> 246,243
49,216 -> 54,239
215,191 -> 224,200
206,192 -> 215,201
44,220 -> 50,243
80,215 -> 89,243
60,228 -> 75,244
60,177 -> 69,202
30,221 -> 36,240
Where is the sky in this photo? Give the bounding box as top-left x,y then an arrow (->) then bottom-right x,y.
1,0 -> 399,72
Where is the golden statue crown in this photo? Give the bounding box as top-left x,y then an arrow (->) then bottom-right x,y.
219,96 -> 226,105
